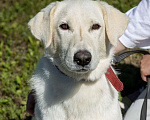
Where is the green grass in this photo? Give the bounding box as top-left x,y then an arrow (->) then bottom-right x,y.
0,0 -> 141,119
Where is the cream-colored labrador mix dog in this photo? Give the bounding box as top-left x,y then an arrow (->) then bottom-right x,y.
28,0 -> 128,119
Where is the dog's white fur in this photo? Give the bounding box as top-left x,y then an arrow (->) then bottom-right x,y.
28,0 -> 129,119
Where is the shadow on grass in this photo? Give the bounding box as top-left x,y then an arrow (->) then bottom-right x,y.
115,64 -> 146,97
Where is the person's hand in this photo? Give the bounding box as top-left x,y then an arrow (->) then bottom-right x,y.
140,55 -> 150,82
26,90 -> 36,117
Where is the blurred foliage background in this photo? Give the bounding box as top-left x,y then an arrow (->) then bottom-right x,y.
0,0 -> 145,119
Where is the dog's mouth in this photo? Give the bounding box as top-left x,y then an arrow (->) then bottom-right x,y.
64,63 -> 90,73
75,68 -> 89,73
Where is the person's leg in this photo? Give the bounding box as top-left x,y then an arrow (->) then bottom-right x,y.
124,88 -> 150,120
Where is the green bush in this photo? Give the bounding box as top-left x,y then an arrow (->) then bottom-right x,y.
0,0 -> 141,119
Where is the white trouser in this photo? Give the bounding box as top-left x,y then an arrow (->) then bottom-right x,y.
124,88 -> 150,120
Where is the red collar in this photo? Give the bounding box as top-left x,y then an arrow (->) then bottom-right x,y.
105,66 -> 123,92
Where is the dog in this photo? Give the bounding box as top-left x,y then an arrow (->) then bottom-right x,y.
28,0 -> 129,119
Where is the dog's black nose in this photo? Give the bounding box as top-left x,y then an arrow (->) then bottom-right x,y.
74,50 -> 91,67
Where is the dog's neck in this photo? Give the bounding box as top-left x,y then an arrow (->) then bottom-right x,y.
52,56 -> 123,92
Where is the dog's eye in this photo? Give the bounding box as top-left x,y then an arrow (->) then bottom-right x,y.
92,24 -> 100,30
59,24 -> 70,30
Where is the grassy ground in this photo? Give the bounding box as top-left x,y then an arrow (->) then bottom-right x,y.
0,0 -> 142,119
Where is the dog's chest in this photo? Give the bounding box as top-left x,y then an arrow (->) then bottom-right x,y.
57,76 -> 113,120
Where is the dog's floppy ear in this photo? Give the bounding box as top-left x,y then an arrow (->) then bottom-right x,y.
28,2 -> 57,48
99,2 -> 129,46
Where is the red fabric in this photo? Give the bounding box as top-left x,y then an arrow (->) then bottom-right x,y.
105,66 -> 123,92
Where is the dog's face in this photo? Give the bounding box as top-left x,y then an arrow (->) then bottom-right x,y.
28,0 -> 128,80
54,1 -> 105,72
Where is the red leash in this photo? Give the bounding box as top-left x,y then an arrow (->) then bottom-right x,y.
105,66 -> 123,92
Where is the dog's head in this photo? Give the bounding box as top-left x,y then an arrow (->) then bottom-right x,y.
28,0 -> 128,81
